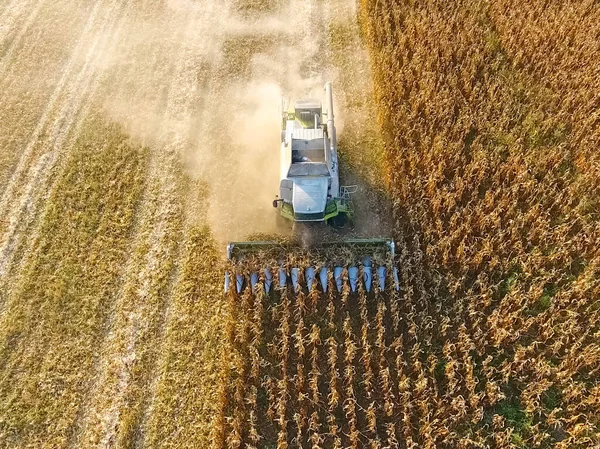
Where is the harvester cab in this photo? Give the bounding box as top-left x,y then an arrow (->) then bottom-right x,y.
224,82 -> 398,295
273,82 -> 354,225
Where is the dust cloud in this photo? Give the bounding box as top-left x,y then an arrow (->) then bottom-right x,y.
93,0 -> 344,242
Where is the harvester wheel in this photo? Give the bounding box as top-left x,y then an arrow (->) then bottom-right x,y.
330,213 -> 347,229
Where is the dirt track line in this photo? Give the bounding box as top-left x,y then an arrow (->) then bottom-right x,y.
0,0 -> 104,228
0,0 -> 51,80
0,3 -> 133,443
125,9 -> 226,449
0,0 -> 128,351
0,0 -> 128,371
61,11 -> 172,446
0,1 -> 123,287
127,16 -> 222,449
67,5 -> 215,447
0,0 -> 41,42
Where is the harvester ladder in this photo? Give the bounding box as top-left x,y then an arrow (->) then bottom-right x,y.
340,185 -> 358,216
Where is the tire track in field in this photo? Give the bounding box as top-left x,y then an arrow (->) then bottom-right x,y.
134,16 -> 230,449
0,0 -> 91,195
0,0 -> 103,225
61,2 -> 186,444
55,0 -> 198,441
0,0 -> 130,386
0,0 -> 43,21
0,3 -> 134,442
0,0 -> 42,42
67,3 -> 224,447
0,8 -> 106,311
0,0 -> 76,101
0,0 -> 136,299
0,0 -> 48,67
0,0 -> 127,294
121,7 -> 225,446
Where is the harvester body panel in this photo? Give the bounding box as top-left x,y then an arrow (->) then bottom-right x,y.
277,82 -> 343,223
291,178 -> 328,220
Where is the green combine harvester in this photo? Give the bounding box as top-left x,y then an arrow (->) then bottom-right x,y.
225,83 -> 398,294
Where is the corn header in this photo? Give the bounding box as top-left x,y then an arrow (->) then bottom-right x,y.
225,238 -> 398,293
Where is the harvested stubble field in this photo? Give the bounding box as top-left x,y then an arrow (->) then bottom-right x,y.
0,0 -> 599,449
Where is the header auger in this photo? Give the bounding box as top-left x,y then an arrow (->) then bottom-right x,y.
224,83 -> 397,294
225,238 -> 399,294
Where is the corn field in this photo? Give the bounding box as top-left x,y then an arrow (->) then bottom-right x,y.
0,0 -> 599,448
220,260 -> 413,449
359,0 -> 599,447
217,0 -> 600,448
0,0 -> 382,447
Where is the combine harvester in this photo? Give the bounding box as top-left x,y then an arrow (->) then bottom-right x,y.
225,82 -> 398,294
